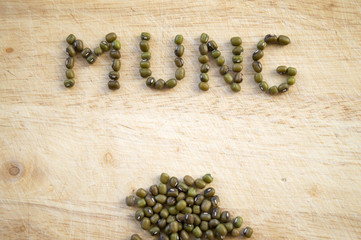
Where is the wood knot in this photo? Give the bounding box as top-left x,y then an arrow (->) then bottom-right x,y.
6,47 -> 14,53
2,161 -> 24,180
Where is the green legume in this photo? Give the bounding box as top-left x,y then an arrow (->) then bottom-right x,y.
215,224 -> 227,236
151,214 -> 160,224
276,65 -> 288,74
252,49 -> 264,61
73,40 -> 83,52
176,213 -> 185,222
155,79 -> 165,90
231,37 -> 242,46
139,40 -> 149,52
243,227 -> 253,238
167,215 -> 176,223
200,73 -> 209,82
153,203 -> 163,213
66,34 -> 76,44
231,228 -> 241,237
183,223 -> 194,232
232,55 -> 243,63
211,207 -> 221,219
64,79 -> 75,88
199,44 -> 208,55
201,199 -> 212,212
141,32 -> 151,40
219,65 -> 229,75
174,45 -> 184,57
136,189 -> 147,198
234,72 -> 243,83
158,183 -> 167,195
198,82 -> 209,91
193,205 -> 200,214
144,206 -> 154,217
131,233 -> 142,240
81,48 -> 92,58
204,187 -> 215,198
160,208 -> 169,219
146,77 -> 156,88
225,222 -> 234,232
86,54 -> 96,64
198,55 -> 209,64
155,194 -> 167,204
259,81 -> 269,91
184,213 -> 194,224
65,57 -> 74,69
200,63 -> 210,73
139,68 -> 152,78
112,59 -> 121,71
194,178 -> 206,189
174,57 -> 184,67
141,52 -> 151,60
105,32 -> 117,43
209,219 -> 220,229
269,85 -> 278,95
200,213 -> 211,222
177,182 -> 188,192
65,69 -> 74,79
277,35 -> 291,45
183,175 -> 194,186
193,214 -> 201,226
200,221 -> 209,231
141,217 -> 151,230
108,80 -> 120,90
254,73 -> 263,83
287,67 -> 297,76
140,60 -> 150,68
216,56 -> 225,66
94,47 -> 103,56
278,82 -> 289,92
174,35 -> 183,45
100,41 -> 111,51
175,67 -> 185,80
135,209 -> 144,221
205,229 -> 214,240
192,226 -> 202,238
252,61 -> 262,73
159,233 -> 169,240
126,195 -> 135,206
149,226 -> 160,236
187,187 -> 196,197
167,188 -> 179,197
211,49 -> 221,58
66,45 -> 76,57
110,49 -> 121,59
185,197 -> 194,207
257,39 -> 267,50
160,173 -> 169,184
169,221 -> 178,233
112,40 -> 121,50
166,79 -> 177,88
176,200 -> 186,211
200,33 -> 209,43
287,76 -> 296,85
202,174 -> 213,183
145,194 -> 156,207
220,211 -> 231,223
207,40 -> 218,51
169,177 -> 179,187
170,233 -> 179,240
210,196 -> 220,208
233,216 -> 243,228
232,46 -> 243,55
194,194 -> 204,205
232,63 -> 243,72
264,34 -> 278,44
180,230 -> 189,240
223,73 -> 233,84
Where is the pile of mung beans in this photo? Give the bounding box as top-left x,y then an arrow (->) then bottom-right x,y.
139,32 -> 185,90
198,33 -> 244,92
252,34 -> 297,95
64,32 -> 122,90
126,173 -> 253,239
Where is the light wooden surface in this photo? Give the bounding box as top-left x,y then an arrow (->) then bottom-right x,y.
0,0 -> 360,239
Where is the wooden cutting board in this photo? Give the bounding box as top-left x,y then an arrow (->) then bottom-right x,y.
0,0 -> 360,239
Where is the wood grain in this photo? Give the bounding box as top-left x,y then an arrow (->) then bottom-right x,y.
0,0 -> 360,239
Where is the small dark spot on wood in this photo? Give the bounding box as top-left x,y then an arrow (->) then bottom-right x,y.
281,178 -> 287,182
6,47 -> 14,53
9,166 -> 20,176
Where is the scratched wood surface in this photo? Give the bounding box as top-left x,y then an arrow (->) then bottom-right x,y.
0,0 -> 360,239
